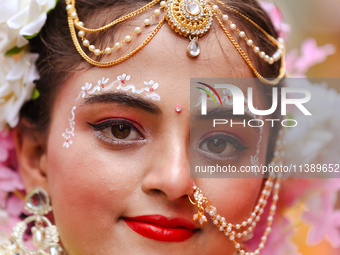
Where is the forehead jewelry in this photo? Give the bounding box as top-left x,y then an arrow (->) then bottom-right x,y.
189,129 -> 285,255
65,0 -> 286,85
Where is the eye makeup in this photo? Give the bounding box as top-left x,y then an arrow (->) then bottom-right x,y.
87,119 -> 146,147
197,131 -> 249,161
62,74 -> 161,148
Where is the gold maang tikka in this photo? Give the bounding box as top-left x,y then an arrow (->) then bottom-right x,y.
66,0 -> 286,85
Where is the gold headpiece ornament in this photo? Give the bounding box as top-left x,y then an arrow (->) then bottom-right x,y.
66,0 -> 286,85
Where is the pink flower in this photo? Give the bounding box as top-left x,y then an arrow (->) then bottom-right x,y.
0,129 -> 14,163
0,166 -> 24,207
303,193 -> 340,248
259,1 -> 291,40
260,217 -> 300,255
6,194 -> 24,217
286,38 -> 336,77
0,130 -> 24,207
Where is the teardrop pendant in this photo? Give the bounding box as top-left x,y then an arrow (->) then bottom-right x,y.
187,37 -> 200,57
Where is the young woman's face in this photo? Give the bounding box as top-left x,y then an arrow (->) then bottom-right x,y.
35,25 -> 270,254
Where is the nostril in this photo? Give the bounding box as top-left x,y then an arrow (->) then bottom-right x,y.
148,188 -> 166,196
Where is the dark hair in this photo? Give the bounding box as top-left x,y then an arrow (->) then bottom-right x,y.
21,0 -> 283,163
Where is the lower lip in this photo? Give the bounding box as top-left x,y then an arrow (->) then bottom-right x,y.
123,219 -> 196,242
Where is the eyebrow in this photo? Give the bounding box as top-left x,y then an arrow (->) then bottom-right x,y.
82,92 -> 162,115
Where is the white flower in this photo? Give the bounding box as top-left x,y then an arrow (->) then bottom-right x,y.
0,52 -> 39,129
0,0 -> 57,54
284,80 -> 340,169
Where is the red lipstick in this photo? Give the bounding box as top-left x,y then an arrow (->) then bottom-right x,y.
123,215 -> 197,242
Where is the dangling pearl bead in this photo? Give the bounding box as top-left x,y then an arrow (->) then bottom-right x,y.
89,45 -> 95,51
154,9 -> 161,15
230,23 -> 236,30
66,4 -> 73,11
239,31 -> 245,37
247,39 -> 253,46
33,228 -> 44,248
160,1 -> 166,7
212,5 -> 219,11
78,21 -> 84,27
114,42 -> 121,49
253,46 -> 260,53
78,31 -> 85,37
94,49 -> 101,55
222,15 -> 229,20
70,12 -> 77,19
144,19 -> 151,26
105,47 -> 112,54
83,40 -> 89,47
135,27 -> 142,34
125,35 -> 132,42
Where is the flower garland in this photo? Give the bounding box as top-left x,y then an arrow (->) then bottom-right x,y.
0,1 -> 339,254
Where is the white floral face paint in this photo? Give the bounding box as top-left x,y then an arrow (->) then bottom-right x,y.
62,74 -> 161,148
62,106 -> 76,148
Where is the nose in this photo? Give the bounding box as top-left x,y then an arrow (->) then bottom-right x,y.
141,132 -> 194,202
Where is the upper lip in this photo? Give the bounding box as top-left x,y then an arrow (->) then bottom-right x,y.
123,215 -> 198,229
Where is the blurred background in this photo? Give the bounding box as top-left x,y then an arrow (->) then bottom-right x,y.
278,0 -> 340,79
275,0 -> 340,254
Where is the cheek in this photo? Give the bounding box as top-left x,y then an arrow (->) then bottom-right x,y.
197,178 -> 263,222
45,116 -> 144,252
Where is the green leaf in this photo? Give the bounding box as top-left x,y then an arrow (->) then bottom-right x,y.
31,88 -> 40,100
5,46 -> 23,56
23,33 -> 39,40
286,113 -> 295,128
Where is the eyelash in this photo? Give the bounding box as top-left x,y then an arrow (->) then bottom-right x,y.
198,132 -> 249,161
88,119 -> 145,146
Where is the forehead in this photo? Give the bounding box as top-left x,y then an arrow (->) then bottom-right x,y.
62,23 -> 256,104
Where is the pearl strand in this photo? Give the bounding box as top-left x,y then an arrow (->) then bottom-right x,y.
209,2 -> 285,65
194,177 -> 273,231
192,178 -> 281,255
191,129 -> 285,254
67,2 -> 165,56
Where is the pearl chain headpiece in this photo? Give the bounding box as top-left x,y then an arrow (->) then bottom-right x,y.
66,0 -> 286,85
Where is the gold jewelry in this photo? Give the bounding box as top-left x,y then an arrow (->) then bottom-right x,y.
0,187 -> 64,255
190,129 -> 286,255
65,0 -> 286,85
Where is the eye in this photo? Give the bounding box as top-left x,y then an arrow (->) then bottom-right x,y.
199,133 -> 248,158
110,123 -> 139,139
88,119 -> 144,145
